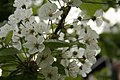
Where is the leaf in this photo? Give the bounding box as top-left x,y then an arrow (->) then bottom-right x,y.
44,39 -> 70,49
65,76 -> 83,80
4,31 -> 13,45
0,47 -> 20,56
0,77 -> 8,80
101,0 -> 117,8
8,73 -> 37,80
80,0 -> 103,16
52,61 -> 66,75
0,55 -> 16,63
1,63 -> 18,77
99,33 -> 120,59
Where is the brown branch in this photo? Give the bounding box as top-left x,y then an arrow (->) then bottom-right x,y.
54,6 -> 71,34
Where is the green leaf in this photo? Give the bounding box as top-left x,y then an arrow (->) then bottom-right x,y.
52,61 -> 66,75
0,77 -> 8,80
1,63 -> 18,77
80,0 -> 103,16
8,73 -> 37,80
0,55 -> 16,63
0,47 -> 20,56
65,76 -> 83,80
4,31 -> 13,45
99,33 -> 120,59
101,0 -> 117,8
44,39 -> 70,49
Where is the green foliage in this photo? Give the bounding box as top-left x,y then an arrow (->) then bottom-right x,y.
0,0 -> 120,80
80,0 -> 117,16
52,61 -> 66,75
65,76 -> 83,80
0,0 -> 14,22
0,55 -> 16,63
1,63 -> 18,77
0,47 -> 20,56
80,0 -> 103,16
4,31 -> 13,46
93,67 -> 111,80
99,33 -> 120,59
44,39 -> 70,49
8,73 -> 37,80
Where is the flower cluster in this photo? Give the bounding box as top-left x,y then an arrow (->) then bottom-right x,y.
0,0 -> 101,79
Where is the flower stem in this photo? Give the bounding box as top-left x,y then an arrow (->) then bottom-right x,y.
15,54 -> 25,66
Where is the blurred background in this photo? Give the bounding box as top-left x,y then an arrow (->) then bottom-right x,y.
0,0 -> 120,80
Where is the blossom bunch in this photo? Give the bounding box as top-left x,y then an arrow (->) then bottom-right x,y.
0,0 -> 101,79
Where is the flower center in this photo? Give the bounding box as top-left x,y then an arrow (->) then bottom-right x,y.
91,16 -> 96,21
29,29 -> 34,34
34,43 -> 40,49
73,51 -> 77,56
47,72 -> 52,79
49,13 -> 53,17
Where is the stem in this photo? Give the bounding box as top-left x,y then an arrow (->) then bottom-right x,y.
58,0 -> 62,7
54,6 -> 71,34
50,20 -> 54,33
48,0 -> 52,3
15,54 -> 25,66
19,37 -> 28,60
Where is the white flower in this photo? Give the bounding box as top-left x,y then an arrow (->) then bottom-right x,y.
82,26 -> 99,45
92,9 -> 103,26
20,21 -> 36,39
8,14 -> 19,25
62,0 -> 82,7
87,56 -> 96,64
12,33 -> 22,50
42,66 -> 59,80
73,23 -> 86,40
79,60 -> 92,77
14,8 -> 32,22
84,49 -> 97,64
34,21 -> 50,35
13,0 -> 32,8
22,8 -> 33,20
23,35 -> 45,54
14,9 -> 26,22
36,47 -> 54,68
58,32 -> 65,40
0,24 -> 17,38
86,41 -> 100,50
38,2 -> 63,20
62,46 -> 84,59
61,60 -> 79,78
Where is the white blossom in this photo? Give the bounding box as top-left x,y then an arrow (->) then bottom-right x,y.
62,46 -> 84,59
61,60 -> 79,78
0,0 -> 101,79
36,47 -> 54,68
23,35 -> 45,54
79,60 -> 92,77
42,66 -> 59,80
92,9 -> 103,26
13,0 -> 32,8
34,21 -> 50,35
38,2 -> 63,20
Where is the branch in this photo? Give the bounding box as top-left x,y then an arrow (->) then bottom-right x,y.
54,6 -> 71,34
